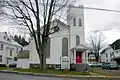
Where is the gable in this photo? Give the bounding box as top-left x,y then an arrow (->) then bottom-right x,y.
17,50 -> 30,59
110,39 -> 120,50
40,19 -> 70,35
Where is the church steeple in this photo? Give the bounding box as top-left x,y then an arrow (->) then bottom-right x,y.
67,5 -> 85,48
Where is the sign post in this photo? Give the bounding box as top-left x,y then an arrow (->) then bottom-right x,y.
60,56 -> 70,70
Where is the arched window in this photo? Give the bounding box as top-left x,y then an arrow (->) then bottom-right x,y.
76,35 -> 80,46
46,38 -> 50,58
79,18 -> 82,26
62,37 -> 68,56
73,18 -> 76,26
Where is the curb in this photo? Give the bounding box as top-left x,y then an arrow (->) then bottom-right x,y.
0,70 -> 120,79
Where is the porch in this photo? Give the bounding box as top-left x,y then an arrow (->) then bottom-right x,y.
71,44 -> 88,64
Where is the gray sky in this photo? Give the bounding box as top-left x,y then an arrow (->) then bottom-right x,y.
79,0 -> 120,44
1,0 -> 120,44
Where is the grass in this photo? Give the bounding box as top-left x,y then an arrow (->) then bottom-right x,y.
13,68 -> 91,75
0,67 -> 8,70
92,71 -> 113,76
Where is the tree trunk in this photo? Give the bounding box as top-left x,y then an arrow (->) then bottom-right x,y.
96,56 -> 99,62
38,53 -> 42,69
38,52 -> 46,70
39,37 -> 47,70
37,48 -> 44,70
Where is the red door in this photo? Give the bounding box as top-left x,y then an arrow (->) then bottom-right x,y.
76,52 -> 82,63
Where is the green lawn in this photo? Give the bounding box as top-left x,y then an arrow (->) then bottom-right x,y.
13,68 -> 91,75
0,67 -> 8,70
92,71 -> 113,76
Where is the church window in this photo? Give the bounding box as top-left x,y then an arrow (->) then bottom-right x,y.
62,37 -> 68,56
79,18 -> 82,26
73,18 -> 76,26
76,35 -> 80,45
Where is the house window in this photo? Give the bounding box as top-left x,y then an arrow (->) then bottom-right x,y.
106,54 -> 108,58
76,35 -> 80,46
116,51 -> 118,53
16,48 -> 18,53
14,57 -> 17,61
10,50 -> 12,56
73,18 -> 76,26
62,37 -> 68,56
21,48 -> 23,51
45,38 -> 50,58
0,55 -> 2,62
79,18 -> 82,26
110,52 -> 115,58
0,44 -> 3,50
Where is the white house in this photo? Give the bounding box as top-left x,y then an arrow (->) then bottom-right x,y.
17,50 -> 29,68
28,5 -> 88,68
100,45 -> 115,62
17,45 -> 30,68
100,39 -> 120,65
0,32 -> 22,67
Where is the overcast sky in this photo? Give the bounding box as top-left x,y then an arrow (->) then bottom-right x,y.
1,0 -> 120,44
79,0 -> 120,44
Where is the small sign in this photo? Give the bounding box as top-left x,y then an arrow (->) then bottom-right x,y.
61,56 -> 70,69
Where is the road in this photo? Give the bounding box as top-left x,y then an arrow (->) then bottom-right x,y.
0,72 -> 77,80
0,72 -> 116,80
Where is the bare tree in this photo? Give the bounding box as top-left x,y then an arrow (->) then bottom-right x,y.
87,31 -> 106,62
5,0 -> 70,70
0,0 -> 6,19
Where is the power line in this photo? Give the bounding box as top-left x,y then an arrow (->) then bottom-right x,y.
84,6 -> 120,13
92,28 -> 120,32
4,0 -> 120,13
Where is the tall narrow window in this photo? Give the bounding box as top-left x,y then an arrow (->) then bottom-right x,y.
10,50 -> 12,56
62,37 -> 68,56
106,54 -> 108,58
0,44 -> 3,50
79,18 -> 82,26
16,48 -> 18,53
0,55 -> 2,62
73,18 -> 76,26
76,35 -> 80,46
46,38 -> 50,58
21,48 -> 23,51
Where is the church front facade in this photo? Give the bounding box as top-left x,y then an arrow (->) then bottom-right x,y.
29,5 -> 88,68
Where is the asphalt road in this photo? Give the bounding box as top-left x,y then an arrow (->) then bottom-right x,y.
0,72 -> 117,80
0,72 -> 78,80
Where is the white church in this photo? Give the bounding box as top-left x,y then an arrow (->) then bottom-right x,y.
17,5 -> 88,69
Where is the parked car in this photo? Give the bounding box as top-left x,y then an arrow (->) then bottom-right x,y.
88,62 -> 101,67
101,61 -> 118,69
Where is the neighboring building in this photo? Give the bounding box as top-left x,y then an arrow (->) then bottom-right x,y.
17,50 -> 29,68
100,39 -> 120,64
23,45 -> 30,50
87,49 -> 96,62
0,32 -> 22,67
17,45 -> 30,68
100,45 -> 115,62
88,54 -> 96,62
28,5 -> 88,69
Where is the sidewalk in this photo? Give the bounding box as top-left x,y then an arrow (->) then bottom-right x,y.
0,69 -> 120,79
